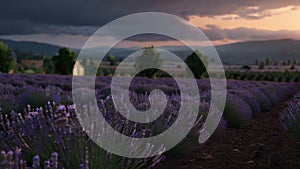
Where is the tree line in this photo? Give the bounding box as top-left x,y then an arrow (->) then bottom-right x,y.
0,40 -> 208,78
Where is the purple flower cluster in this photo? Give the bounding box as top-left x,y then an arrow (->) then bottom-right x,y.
0,102 -> 166,168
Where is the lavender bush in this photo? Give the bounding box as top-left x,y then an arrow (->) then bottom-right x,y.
166,102 -> 228,155
228,89 -> 262,117
280,94 -> 300,151
260,87 -> 280,106
0,94 -> 16,114
0,102 -> 165,169
222,94 -> 252,128
246,87 -> 272,112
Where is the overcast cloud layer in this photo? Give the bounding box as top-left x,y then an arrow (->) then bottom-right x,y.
1,0 -> 300,45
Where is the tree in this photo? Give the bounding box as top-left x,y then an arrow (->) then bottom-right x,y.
0,41 -> 16,73
265,58 -> 271,65
52,48 -> 77,75
258,61 -> 265,69
293,60 -> 299,65
107,54 -> 116,66
184,50 -> 207,78
43,57 -> 54,74
135,46 -> 162,78
241,65 -> 251,71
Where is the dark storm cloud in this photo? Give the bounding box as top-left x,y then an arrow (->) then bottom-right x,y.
0,0 -> 300,35
0,19 -> 99,35
125,34 -> 175,42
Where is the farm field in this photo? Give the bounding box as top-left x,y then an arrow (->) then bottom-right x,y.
0,73 -> 300,168
157,101 -> 299,169
224,71 -> 300,82
2,1 -> 300,168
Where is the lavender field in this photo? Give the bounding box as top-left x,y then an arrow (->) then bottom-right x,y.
2,0 -> 300,168
0,73 -> 299,168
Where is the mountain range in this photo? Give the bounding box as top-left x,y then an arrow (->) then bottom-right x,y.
1,39 -> 300,65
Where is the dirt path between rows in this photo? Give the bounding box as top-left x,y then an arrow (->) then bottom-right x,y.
156,101 -> 299,169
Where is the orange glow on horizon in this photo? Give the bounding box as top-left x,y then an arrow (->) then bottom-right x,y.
189,6 -> 300,31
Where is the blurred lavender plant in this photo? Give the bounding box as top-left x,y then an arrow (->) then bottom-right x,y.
0,148 -> 27,169
0,94 -> 16,114
280,94 -> 300,151
166,102 -> 227,155
0,101 -> 165,168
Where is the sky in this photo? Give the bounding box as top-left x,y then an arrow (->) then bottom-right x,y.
0,0 -> 300,48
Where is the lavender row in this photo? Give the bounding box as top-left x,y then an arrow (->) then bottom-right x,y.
280,94 -> 300,151
0,92 -> 228,168
1,74 -> 299,115
1,75 -> 299,130
1,74 -> 300,168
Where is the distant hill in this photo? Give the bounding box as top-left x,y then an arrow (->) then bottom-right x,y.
0,39 -> 136,58
215,39 -> 300,65
1,38 -> 300,64
159,39 -> 300,64
0,39 -> 62,56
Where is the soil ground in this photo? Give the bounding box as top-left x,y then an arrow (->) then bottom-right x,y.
156,101 -> 300,169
